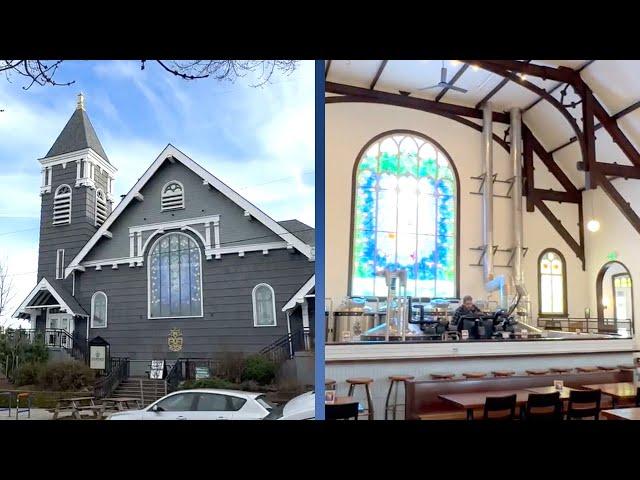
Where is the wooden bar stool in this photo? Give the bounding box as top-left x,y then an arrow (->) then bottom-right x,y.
346,377 -> 375,421
576,366 -> 599,373
550,367 -> 573,373
430,373 -> 455,380
462,372 -> 487,379
526,369 -> 550,376
325,379 -> 337,390
384,375 -> 414,420
492,370 -> 515,377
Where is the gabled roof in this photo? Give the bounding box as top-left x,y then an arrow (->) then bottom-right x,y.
278,220 -> 315,246
45,106 -> 109,162
65,144 -> 314,276
12,277 -> 88,319
282,275 -> 315,312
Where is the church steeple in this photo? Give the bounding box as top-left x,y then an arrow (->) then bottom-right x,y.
36,94 -> 117,282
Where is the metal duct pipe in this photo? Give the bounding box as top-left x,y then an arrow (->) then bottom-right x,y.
482,103 -> 494,284
510,108 -> 524,287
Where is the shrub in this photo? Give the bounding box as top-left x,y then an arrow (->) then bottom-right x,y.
214,353 -> 246,383
13,362 -> 42,386
38,360 -> 95,391
181,377 -> 236,390
241,355 -> 276,385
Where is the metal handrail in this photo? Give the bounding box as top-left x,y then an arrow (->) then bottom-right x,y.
536,317 -> 633,336
165,359 -> 183,393
259,328 -> 313,364
94,357 -> 129,399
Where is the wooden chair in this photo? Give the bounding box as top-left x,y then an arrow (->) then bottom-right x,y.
483,394 -> 517,420
566,389 -> 601,420
524,392 -> 562,420
326,402 -> 359,420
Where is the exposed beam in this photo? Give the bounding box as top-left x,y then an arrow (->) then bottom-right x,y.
527,130 -> 579,195
550,98 -> 640,154
476,78 -> 509,109
577,161 -> 640,180
532,188 -> 580,203
325,81 -> 510,123
523,126 -> 535,212
369,60 -> 388,90
596,171 -> 640,236
577,191 -> 585,271
475,60 -> 576,83
590,94 -> 640,168
467,61 -> 586,167
325,60 -> 332,79
523,60 -> 593,112
436,64 -> 469,102
533,195 -> 584,263
582,88 -> 597,189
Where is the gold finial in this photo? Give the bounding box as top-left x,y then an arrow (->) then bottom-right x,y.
77,92 -> 85,110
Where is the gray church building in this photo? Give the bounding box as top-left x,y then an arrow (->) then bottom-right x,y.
13,94 -> 315,371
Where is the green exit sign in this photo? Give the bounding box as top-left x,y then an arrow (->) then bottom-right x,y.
607,251 -> 618,261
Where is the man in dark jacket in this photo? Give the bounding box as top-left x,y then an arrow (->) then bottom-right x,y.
453,295 -> 481,326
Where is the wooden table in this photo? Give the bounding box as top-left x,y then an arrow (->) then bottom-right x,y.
602,407 -> 640,420
582,382 -> 639,407
438,390 -> 531,420
102,397 -> 141,411
53,397 -> 103,420
327,395 -> 358,406
525,386 -> 576,400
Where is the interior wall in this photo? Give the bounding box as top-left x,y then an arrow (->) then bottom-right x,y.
325,102 -> 589,319
583,184 -> 640,348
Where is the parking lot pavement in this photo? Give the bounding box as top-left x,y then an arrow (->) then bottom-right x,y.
0,408 -> 54,420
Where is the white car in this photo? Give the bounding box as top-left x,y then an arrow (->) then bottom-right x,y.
265,391 -> 315,420
107,389 -> 276,420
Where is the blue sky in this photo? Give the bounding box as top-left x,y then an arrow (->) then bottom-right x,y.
0,60 -> 315,326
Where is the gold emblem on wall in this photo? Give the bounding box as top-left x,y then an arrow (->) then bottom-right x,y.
168,328 -> 184,352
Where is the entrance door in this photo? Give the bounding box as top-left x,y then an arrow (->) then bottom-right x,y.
613,274 -> 633,322
47,313 -> 74,348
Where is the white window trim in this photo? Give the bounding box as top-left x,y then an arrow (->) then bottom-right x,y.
53,184 -> 72,226
161,180 -> 185,211
147,231 -> 204,320
252,283 -> 277,327
55,249 -> 65,280
90,291 -> 108,328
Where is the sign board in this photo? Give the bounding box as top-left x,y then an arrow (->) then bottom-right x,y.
607,251 -> 618,261
461,330 -> 469,340
89,346 -> 107,370
195,367 -> 210,380
150,360 -> 165,379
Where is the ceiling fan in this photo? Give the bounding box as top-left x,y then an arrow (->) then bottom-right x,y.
419,61 -> 468,93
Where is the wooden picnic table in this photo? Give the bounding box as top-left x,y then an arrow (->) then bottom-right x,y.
102,397 -> 141,411
602,407 -> 640,420
53,396 -> 104,420
582,382 -> 639,407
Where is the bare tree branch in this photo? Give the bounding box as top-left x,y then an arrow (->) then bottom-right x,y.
0,259 -> 15,327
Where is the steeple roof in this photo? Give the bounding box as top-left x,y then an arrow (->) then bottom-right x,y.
44,93 -> 109,162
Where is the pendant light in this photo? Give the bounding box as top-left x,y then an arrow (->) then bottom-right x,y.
587,188 -> 600,233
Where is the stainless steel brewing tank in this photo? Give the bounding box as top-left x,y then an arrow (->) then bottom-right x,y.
331,311 -> 385,342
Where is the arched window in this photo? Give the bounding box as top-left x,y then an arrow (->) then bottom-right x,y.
538,249 -> 568,316
95,189 -> 107,226
53,184 -> 72,225
350,132 -> 458,298
91,291 -> 108,328
252,283 -> 276,326
161,181 -> 185,211
148,232 -> 202,318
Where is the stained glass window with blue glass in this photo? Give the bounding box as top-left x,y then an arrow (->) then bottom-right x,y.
149,232 -> 202,318
351,133 -> 457,298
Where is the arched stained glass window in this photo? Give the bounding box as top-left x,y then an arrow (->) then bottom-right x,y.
149,232 -> 203,318
350,132 -> 458,298
538,249 -> 567,316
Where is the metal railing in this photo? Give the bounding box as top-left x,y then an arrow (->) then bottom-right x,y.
93,357 -> 129,399
259,327 -> 313,365
165,359 -> 184,393
2,328 -> 88,362
536,317 -> 633,336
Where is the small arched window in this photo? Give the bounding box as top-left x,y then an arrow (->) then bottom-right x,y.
91,291 -> 108,328
538,249 -> 568,316
95,189 -> 107,226
148,232 -> 202,318
161,181 -> 185,211
252,283 -> 276,327
53,184 -> 72,226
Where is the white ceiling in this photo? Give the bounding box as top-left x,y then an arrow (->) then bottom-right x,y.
326,60 -> 640,188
